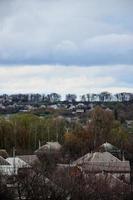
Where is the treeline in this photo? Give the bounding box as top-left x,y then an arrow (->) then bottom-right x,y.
1,92 -> 133,104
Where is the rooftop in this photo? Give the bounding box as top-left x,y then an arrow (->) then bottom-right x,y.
73,152 -> 121,165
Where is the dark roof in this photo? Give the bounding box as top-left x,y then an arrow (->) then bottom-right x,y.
0,149 -> 9,159
0,156 -> 10,165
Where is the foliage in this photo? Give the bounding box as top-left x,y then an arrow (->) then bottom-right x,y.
0,114 -> 67,154
0,105 -> 132,159
65,94 -> 77,102
63,106 -> 129,158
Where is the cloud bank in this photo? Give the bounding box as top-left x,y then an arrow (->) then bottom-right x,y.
0,0 -> 133,65
0,65 -> 133,95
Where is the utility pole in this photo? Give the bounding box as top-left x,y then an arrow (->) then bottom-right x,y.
47,127 -> 50,141
39,140 -> 41,148
56,132 -> 59,142
13,147 -> 16,175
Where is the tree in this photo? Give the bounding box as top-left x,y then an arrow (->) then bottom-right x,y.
89,106 -> 114,147
111,121 -> 128,148
80,95 -> 86,102
64,132 -> 82,158
65,94 -> 77,103
99,92 -> 112,102
46,93 -> 61,103
86,93 -> 91,102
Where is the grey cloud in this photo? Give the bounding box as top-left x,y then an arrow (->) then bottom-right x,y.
0,0 -> 133,65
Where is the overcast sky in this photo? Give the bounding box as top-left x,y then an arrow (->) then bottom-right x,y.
0,0 -> 133,95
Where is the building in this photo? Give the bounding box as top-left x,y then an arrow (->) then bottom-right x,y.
73,151 -> 131,183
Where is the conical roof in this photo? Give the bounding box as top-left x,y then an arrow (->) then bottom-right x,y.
98,142 -> 120,152
0,156 -> 10,165
35,142 -> 62,157
73,152 -> 121,165
0,149 -> 9,159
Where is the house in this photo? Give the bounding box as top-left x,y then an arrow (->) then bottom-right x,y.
35,142 -> 62,162
6,157 -> 30,168
0,154 -> 41,177
48,104 -> 59,109
73,152 -> 131,183
0,149 -> 9,158
35,142 -> 62,154
68,104 -> 76,110
75,108 -> 85,114
81,161 -> 130,183
0,157 -> 30,176
97,142 -> 121,158
18,155 -> 40,167
73,151 -> 120,165
125,120 -> 133,129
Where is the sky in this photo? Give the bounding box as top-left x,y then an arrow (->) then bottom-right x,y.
0,0 -> 133,96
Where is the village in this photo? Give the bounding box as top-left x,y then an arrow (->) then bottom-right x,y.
0,92 -> 133,114
0,0 -> 133,199
0,136 -> 133,199
0,140 -> 132,199
0,100 -> 133,199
